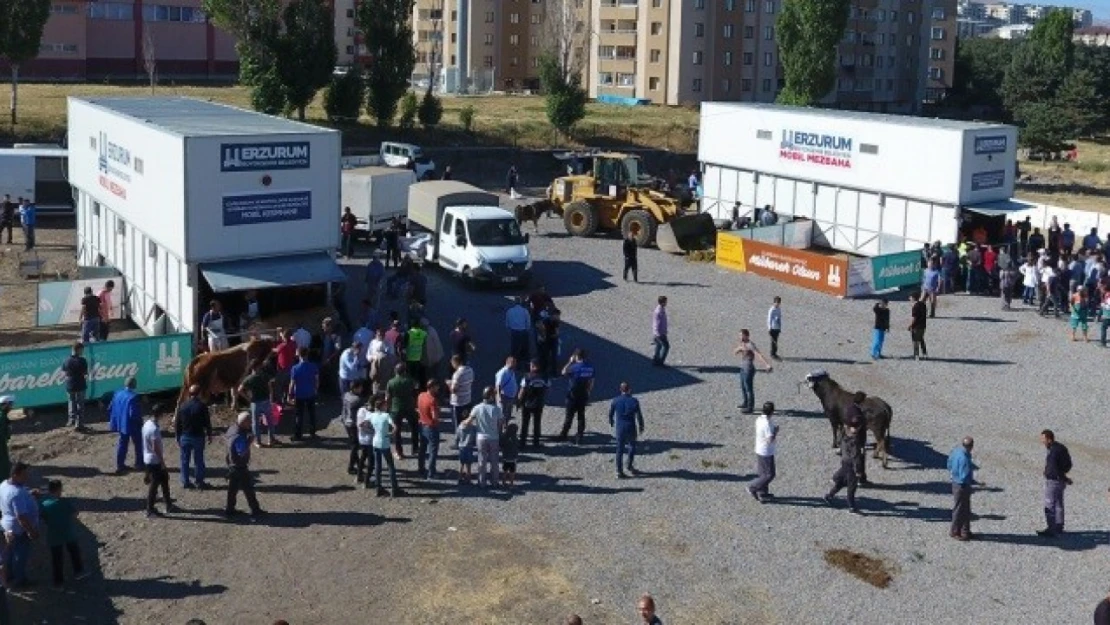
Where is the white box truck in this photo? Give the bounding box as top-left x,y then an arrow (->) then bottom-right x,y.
407,180 -> 532,285
698,102 -> 1019,256
341,166 -> 416,241
68,96 -> 344,335
0,146 -> 74,213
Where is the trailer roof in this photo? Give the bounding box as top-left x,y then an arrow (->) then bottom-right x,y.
703,102 -> 1011,131
69,96 -> 338,138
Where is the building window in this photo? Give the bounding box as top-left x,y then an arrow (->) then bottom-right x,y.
745,0 -> 755,12
907,11 -> 915,23
692,50 -> 703,64
650,49 -> 661,62
762,78 -> 772,92
653,0 -> 662,6
451,33 -> 458,43
741,78 -> 752,91
347,8 -> 355,18
485,11 -> 494,22
723,51 -> 732,65
510,34 -> 519,45
763,25 -> 773,40
722,78 -> 731,92
531,13 -> 540,23
532,58 -> 539,67
510,12 -> 519,23
725,0 -> 735,9
598,71 -> 614,85
929,47 -> 943,59
876,55 -> 884,67
650,22 -> 662,35
142,5 -> 206,22
764,0 -> 773,13
484,56 -> 494,67
723,24 -> 733,38
931,27 -> 945,40
451,9 -> 458,20
905,34 -> 914,45
876,8 -> 885,21
695,23 -> 704,37
891,10 -> 897,21
649,76 -> 660,90
51,4 -> 78,14
694,0 -> 704,8
39,43 -> 79,54
763,51 -> 772,66
744,25 -> 753,38
932,7 -> 945,20
877,33 -> 885,44
743,52 -> 753,65
346,45 -> 355,54
511,56 -> 519,66
692,78 -> 702,92
617,72 -> 635,87
929,66 -> 943,79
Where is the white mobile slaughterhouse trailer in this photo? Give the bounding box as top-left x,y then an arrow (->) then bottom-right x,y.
68,97 -> 343,335
698,103 -> 1019,256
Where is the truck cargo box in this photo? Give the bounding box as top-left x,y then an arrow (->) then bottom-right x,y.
407,181 -> 499,233
342,166 -> 416,236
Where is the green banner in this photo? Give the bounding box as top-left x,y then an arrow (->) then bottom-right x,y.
870,250 -> 923,292
0,334 -> 192,409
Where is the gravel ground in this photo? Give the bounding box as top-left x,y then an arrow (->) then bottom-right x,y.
8,198 -> 1110,623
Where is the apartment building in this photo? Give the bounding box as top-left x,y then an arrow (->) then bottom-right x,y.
1075,26 -> 1110,47
589,0 -> 938,113
0,1 -> 239,80
926,0 -> 957,103
957,1 -> 1094,33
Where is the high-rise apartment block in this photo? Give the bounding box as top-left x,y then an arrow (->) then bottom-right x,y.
957,1 -> 1094,37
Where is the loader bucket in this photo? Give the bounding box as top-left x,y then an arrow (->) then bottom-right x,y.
656,213 -> 717,254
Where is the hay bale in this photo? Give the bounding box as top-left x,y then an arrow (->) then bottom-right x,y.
823,548 -> 896,589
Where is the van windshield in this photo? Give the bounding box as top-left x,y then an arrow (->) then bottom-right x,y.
467,218 -> 525,246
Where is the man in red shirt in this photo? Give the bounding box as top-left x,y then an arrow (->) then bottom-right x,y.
272,329 -> 299,405
417,379 -> 441,479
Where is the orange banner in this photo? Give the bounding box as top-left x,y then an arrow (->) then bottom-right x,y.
721,235 -> 848,297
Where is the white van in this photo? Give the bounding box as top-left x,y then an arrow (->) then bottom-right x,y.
0,147 -> 74,213
380,141 -> 436,180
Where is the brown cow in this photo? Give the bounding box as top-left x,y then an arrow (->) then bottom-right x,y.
176,337 -> 276,411
514,201 -> 550,234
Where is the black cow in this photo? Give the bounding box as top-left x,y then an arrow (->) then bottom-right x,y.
804,370 -> 893,469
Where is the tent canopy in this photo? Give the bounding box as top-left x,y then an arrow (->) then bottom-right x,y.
201,253 -> 346,293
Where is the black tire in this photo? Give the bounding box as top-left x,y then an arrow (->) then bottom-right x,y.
620,208 -> 658,247
563,201 -> 598,237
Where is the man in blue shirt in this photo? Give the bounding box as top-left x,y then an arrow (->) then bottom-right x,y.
557,349 -> 595,445
288,348 -> 320,441
608,382 -> 644,478
17,198 -> 35,251
107,377 -> 145,473
947,436 -> 975,541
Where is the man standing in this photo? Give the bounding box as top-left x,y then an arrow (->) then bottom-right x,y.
97,280 -> 115,342
403,319 -> 429,390
517,360 -> 548,448
0,462 -> 40,588
733,329 -> 773,414
447,355 -> 475,433
417,379 -> 442,479
505,297 -> 532,365
947,436 -> 975,541
747,402 -> 779,503
494,356 -> 518,423
225,412 -> 264,521
18,198 -> 35,251
823,424 -> 862,514
62,343 -> 89,429
1017,216 -> 1032,255
449,318 -> 476,364
365,253 -> 385,307
909,291 -> 928,360
174,385 -> 213,489
922,260 -> 940,317
385,362 -> 418,459
609,382 -> 645,478
870,298 -> 890,360
468,387 -> 504,488
558,349 -> 595,445
108,377 -> 144,473
844,392 -> 870,485
767,296 -> 783,360
637,594 -> 664,625
623,232 -> 639,282
78,287 -> 101,344
652,296 -> 669,366
341,381 -> 367,475
0,397 -> 13,481
340,206 -> 358,258
239,360 -> 277,447
0,194 -> 14,244
1037,429 -> 1072,538
338,341 -> 366,395
288,348 -> 320,441
142,408 -> 173,517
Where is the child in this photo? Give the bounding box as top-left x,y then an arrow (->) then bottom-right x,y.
500,422 -> 520,487
39,480 -> 87,587
456,417 -> 477,485
767,296 -> 782,360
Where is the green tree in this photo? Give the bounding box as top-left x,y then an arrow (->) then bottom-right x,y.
458,105 -> 476,132
398,91 -> 418,130
202,0 -> 282,85
1074,46 -> 1110,134
323,69 -> 365,123
1055,69 -> 1102,138
776,0 -> 851,105
250,67 -> 287,115
948,38 -> 1016,119
358,0 -> 416,128
275,0 -> 337,120
538,54 -> 586,139
1026,8 -> 1074,72
418,90 -> 443,129
1016,101 -> 1071,156
0,0 -> 50,126
1001,43 -> 1061,113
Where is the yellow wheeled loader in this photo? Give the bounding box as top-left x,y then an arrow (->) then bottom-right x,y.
523,151 -> 716,252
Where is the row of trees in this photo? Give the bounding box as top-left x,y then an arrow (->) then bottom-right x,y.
946,10 -> 1110,152
0,0 -> 51,126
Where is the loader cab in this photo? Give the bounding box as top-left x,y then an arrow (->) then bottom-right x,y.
593,154 -> 641,196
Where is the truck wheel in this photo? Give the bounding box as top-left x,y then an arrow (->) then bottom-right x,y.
563,201 -> 598,237
621,209 -> 658,247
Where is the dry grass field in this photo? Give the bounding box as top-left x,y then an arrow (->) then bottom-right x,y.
1016,139 -> 1110,213
1,83 -> 700,151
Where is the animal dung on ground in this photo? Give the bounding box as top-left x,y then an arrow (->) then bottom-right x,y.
823,548 -> 896,589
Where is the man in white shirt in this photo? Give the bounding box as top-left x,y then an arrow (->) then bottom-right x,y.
292,324 -> 312,350
141,408 -> 173,517
0,462 -> 39,587
505,297 -> 532,365
494,356 -> 518,422
338,341 -> 366,394
448,354 -> 475,431
747,402 -> 779,503
466,387 -> 504,488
